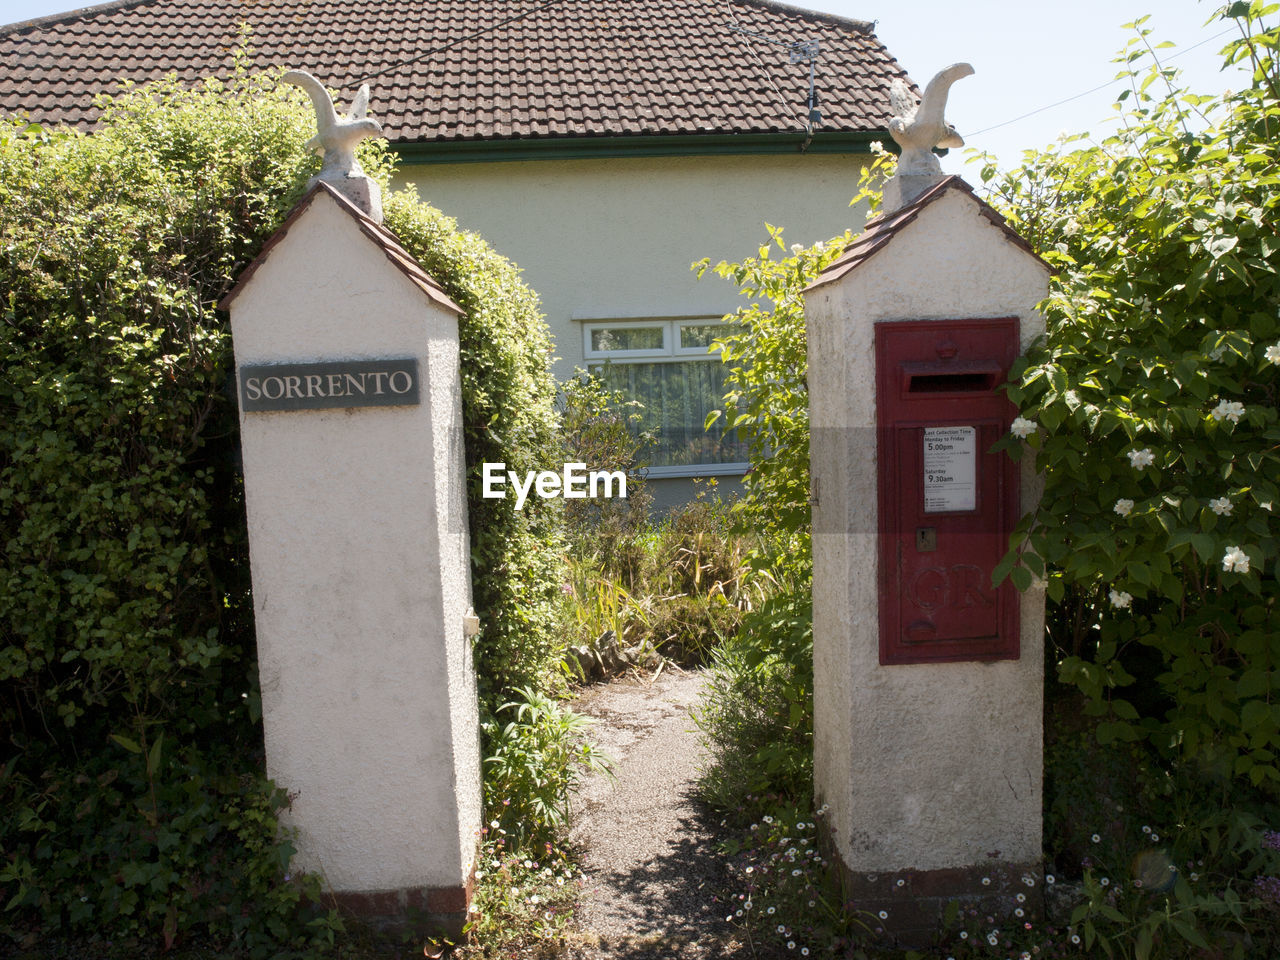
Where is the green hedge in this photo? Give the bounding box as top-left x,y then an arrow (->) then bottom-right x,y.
0,68 -> 563,952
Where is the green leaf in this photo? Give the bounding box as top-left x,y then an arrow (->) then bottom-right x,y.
1135,925 -> 1153,960
1010,565 -> 1033,592
111,735 -> 142,755
1241,699 -> 1270,730
1111,699 -> 1139,720
146,732 -> 164,778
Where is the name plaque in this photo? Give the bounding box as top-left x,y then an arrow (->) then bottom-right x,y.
239,359 -> 420,412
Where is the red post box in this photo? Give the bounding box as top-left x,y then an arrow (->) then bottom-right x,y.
875,317 -> 1021,664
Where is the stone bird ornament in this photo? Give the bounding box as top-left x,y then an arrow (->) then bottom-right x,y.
888,63 -> 975,176
284,69 -> 383,183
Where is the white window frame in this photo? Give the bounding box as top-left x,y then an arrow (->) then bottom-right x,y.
582,318 -> 748,479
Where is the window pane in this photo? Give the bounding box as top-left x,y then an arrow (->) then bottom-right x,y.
592,360 -> 748,468
679,323 -> 735,350
590,326 -> 663,353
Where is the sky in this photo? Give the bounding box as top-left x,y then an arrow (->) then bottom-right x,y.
1,0 -> 1251,173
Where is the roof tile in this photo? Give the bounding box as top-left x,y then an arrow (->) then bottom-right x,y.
1,0 -> 907,143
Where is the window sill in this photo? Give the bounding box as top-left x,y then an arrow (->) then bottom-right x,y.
638,463 -> 748,480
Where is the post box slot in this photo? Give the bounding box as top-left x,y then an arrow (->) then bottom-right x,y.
906,371 -> 996,393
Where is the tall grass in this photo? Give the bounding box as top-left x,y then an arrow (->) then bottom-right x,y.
561,491 -> 766,681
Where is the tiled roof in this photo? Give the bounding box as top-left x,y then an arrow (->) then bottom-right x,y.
220,181 -> 464,316
805,176 -> 1053,292
0,0 -> 908,145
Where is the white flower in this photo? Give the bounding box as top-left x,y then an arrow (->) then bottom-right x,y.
777,924 -> 786,933
1010,416 -> 1037,439
1128,448 -> 1155,469
787,942 -> 796,950
790,243 -> 804,254
1264,343 -> 1280,365
1016,893 -> 1026,903
878,910 -> 888,919
1091,833 -> 1101,843
1114,498 -> 1135,517
1109,589 -> 1132,609
1072,934 -> 1081,944
1211,399 -> 1246,423
1101,877 -> 1110,887
1151,832 -> 1160,842
870,140 -> 885,154
1046,874 -> 1055,884
1222,545 -> 1250,574
1210,497 -> 1233,516
981,876 -> 991,886
988,933 -> 999,946
1063,218 -> 1081,237
960,931 -> 969,940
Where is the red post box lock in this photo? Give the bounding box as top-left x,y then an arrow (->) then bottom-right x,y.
875,318 -> 1021,664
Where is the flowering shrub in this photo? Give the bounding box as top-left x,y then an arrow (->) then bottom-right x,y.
453,830 -> 581,959
717,799 -> 874,958
987,6 -> 1280,792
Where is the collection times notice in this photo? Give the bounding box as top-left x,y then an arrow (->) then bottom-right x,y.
923,426 -> 976,513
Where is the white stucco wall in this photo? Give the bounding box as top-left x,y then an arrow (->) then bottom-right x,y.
394,152 -> 872,382
805,187 -> 1049,873
228,193 -> 480,893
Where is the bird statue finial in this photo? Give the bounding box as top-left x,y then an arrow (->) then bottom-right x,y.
284,69 -> 385,221
887,63 -> 974,176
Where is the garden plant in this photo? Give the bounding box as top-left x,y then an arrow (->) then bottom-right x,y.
0,64 -> 584,957
694,3 -> 1280,958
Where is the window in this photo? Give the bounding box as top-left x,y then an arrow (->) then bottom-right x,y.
583,319 -> 747,477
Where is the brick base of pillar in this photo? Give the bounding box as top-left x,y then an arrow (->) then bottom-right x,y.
330,871 -> 475,942
823,830 -> 1042,947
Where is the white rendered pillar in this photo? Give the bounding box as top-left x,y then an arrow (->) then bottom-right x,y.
222,183 -> 480,935
804,175 -> 1051,943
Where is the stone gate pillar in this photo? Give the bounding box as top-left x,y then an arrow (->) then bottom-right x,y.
803,169 -> 1051,941
221,182 -> 480,935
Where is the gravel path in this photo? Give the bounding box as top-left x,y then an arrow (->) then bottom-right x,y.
565,667 -> 757,960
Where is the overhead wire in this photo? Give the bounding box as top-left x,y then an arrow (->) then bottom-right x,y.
719,0 -> 806,131
967,25 -> 1238,137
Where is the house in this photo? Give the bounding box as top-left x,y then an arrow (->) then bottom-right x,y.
0,0 -> 910,506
